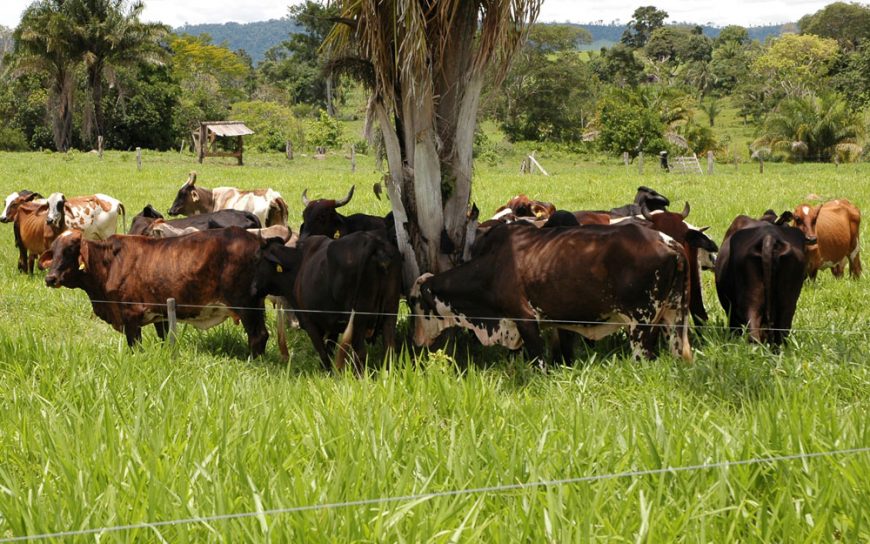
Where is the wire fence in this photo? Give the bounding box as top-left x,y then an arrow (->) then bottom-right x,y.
1,294 -> 869,338
1,446 -> 868,543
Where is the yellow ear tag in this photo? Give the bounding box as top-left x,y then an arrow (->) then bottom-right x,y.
333,230 -> 340,239
78,262 -> 86,271
276,264 -> 283,273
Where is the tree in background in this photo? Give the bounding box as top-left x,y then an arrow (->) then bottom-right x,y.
9,0 -> 78,151
493,24 -> 597,142
66,0 -> 168,145
752,33 -> 839,98
327,0 -> 541,282
258,1 -> 339,113
594,86 -> 667,156
590,43 -> 644,87
754,93 -> 865,162
621,5 -> 668,49
170,34 -> 251,138
799,2 -> 870,52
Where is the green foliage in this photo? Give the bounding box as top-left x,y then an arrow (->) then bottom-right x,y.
799,1 -> 870,51
595,86 -> 668,155
308,109 -> 344,149
752,34 -> 840,97
495,49 -> 598,143
103,64 -> 181,151
644,26 -> 712,63
590,43 -> 645,87
754,93 -> 865,162
230,100 -> 306,152
715,25 -> 750,46
0,125 -> 29,151
831,42 -> 870,109
526,23 -> 592,52
621,5 -> 669,49
174,19 -> 305,64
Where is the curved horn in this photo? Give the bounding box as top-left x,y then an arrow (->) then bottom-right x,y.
301,189 -> 310,207
335,185 -> 355,208
640,203 -> 655,222
680,201 -> 690,218
186,172 -> 197,186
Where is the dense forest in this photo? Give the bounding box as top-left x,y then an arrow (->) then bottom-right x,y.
0,1 -> 867,164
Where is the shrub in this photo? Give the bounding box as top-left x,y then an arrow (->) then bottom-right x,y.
230,101 -> 306,152
308,109 -> 344,150
0,125 -> 30,151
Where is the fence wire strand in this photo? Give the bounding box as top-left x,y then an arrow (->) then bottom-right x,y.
1,295 -> 869,337
0,446 -> 868,543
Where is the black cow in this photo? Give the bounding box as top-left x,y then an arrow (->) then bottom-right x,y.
411,222 -> 692,363
251,230 -> 402,373
129,205 -> 261,236
299,186 -> 393,241
608,186 -> 671,217
715,211 -> 807,345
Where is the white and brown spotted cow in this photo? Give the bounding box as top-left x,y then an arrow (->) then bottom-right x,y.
46,192 -> 126,240
168,172 -> 289,227
792,198 -> 861,279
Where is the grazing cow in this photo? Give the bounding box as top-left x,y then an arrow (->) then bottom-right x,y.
251,230 -> 403,372
13,201 -> 66,274
41,228 -> 269,355
411,222 -> 692,363
2,190 -> 46,272
492,195 -> 557,221
608,186 -> 671,217
129,205 -> 262,236
45,192 -> 126,240
299,186 -> 392,241
168,172 -> 289,227
715,212 -> 808,345
792,199 -> 861,279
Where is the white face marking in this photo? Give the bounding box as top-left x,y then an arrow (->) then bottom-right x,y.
802,206 -> 811,216
491,208 -> 514,221
61,230 -> 74,238
1,192 -> 20,219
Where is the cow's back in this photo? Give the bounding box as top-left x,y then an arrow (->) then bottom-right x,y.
816,199 -> 860,262
212,187 -> 284,226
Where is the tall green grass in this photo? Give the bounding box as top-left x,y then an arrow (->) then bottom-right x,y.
1,149 -> 869,541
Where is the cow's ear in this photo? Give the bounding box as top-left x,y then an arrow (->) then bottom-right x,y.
776,211 -> 794,226
78,238 -> 89,272
686,229 -> 718,251
190,190 -> 200,203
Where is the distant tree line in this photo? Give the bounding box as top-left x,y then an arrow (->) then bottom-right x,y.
0,1 -> 867,163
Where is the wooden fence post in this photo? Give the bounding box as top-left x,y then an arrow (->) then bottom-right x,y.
707,150 -> 714,175
286,141 -> 293,160
351,144 -> 356,173
623,151 -> 629,169
97,135 -> 103,159
136,147 -> 142,171
167,298 -> 177,346
179,139 -> 185,154
638,152 -> 644,175
758,155 -> 764,174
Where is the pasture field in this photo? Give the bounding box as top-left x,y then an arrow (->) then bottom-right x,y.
1,149 -> 870,542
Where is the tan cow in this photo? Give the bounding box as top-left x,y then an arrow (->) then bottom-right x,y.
792,198 -> 861,279
168,172 -> 289,227
46,192 -> 126,240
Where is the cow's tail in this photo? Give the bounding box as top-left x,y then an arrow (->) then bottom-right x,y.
761,234 -> 775,340
334,310 -> 356,372
119,203 -> 127,234
273,296 -> 290,363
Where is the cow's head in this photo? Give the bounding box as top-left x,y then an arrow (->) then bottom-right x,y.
792,204 -> 820,247
635,186 -> 670,212
642,203 -> 719,268
250,238 -> 301,299
299,186 -> 354,239
1,190 -> 42,223
129,204 -> 164,235
46,193 -> 66,228
494,194 -> 556,221
42,230 -> 87,288
409,273 -> 443,347
168,172 -> 202,216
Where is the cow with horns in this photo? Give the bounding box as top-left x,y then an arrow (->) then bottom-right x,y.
168,172 -> 289,227
299,185 -> 394,242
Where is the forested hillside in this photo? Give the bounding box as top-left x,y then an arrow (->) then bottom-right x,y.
175,19 -> 303,63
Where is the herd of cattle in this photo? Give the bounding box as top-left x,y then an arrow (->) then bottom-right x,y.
0,173 -> 862,371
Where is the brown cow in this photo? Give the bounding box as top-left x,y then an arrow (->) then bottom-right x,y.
1,190 -> 46,272
492,194 -> 557,221
168,172 -> 289,227
13,201 -> 66,274
41,228 -> 269,355
792,199 -> 861,279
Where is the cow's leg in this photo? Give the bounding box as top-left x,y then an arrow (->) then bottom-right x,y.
124,324 -> 143,346
298,318 -> 332,371
832,262 -> 845,278
746,307 -> 765,344
554,330 -> 576,365
13,223 -> 27,273
153,321 -> 169,341
850,251 -> 862,279
516,321 -> 545,366
628,322 -> 659,360
239,308 -> 269,358
27,252 -> 36,275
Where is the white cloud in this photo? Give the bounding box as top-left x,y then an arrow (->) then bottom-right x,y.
0,0 -> 838,31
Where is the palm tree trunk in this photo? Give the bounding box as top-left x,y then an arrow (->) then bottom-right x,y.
88,62 -> 105,144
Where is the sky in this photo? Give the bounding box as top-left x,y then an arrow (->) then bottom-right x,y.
0,0 -> 837,30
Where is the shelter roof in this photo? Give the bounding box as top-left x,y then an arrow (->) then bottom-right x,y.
203,121 -> 254,137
